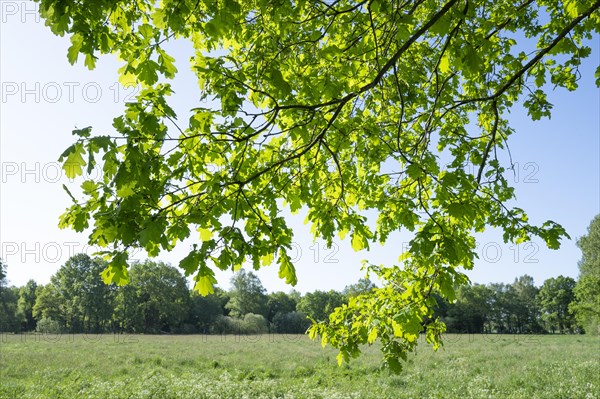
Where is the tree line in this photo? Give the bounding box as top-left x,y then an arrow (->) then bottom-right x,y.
0,250 -> 596,336
0,254 -> 352,335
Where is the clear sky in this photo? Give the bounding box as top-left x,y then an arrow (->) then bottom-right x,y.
1,3 -> 599,293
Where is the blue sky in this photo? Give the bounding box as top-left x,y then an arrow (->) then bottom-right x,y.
0,3 -> 598,292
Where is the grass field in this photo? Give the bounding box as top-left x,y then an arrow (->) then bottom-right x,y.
0,333 -> 598,399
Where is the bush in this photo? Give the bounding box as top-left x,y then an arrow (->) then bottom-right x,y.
210,314 -> 269,334
243,313 -> 268,334
272,311 -> 311,334
36,317 -> 62,334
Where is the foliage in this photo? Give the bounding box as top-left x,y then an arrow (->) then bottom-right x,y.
0,261 -> 21,333
0,259 -> 5,284
571,214 -> 600,334
17,280 -> 39,332
35,317 -> 63,334
33,284 -> 67,328
272,311 -> 312,334
446,283 -> 492,333
33,254 -> 114,333
266,291 -> 298,322
343,278 -> 377,299
243,313 -> 269,334
297,290 -> 345,322
538,275 -> 577,333
225,270 -> 268,318
43,0 -> 600,367
511,275 -> 543,333
210,315 -> 266,335
113,260 -> 190,333
487,283 -> 521,333
188,287 -> 229,333
7,256 -> 588,337
0,291 -> 20,333
435,275 -> 543,334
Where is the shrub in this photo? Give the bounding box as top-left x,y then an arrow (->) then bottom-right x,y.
36,317 -> 62,334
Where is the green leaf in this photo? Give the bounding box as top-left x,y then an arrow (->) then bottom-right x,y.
67,33 -> 83,65
564,0 -> 580,18
137,60 -> 160,85
461,46 -> 483,75
72,126 -> 92,138
278,253 -> 297,285
430,16 -> 451,35
80,180 -> 98,195
351,231 -> 368,251
139,219 -> 163,246
269,68 -> 292,96
367,327 -> 378,344
179,251 -> 199,275
100,252 -> 129,286
116,184 -> 136,198
406,164 -> 422,179
158,49 -> 178,77
194,265 -> 217,296
60,143 -> 86,179
138,24 -> 154,41
198,228 -> 212,242
261,252 -> 274,266
84,53 -> 97,70
439,54 -> 450,74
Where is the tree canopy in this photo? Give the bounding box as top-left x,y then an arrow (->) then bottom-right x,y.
571,214 -> 600,334
33,254 -> 114,333
40,0 -> 600,369
538,275 -> 577,333
226,269 -> 268,318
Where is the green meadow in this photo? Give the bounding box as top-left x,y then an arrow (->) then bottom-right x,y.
0,334 -> 598,399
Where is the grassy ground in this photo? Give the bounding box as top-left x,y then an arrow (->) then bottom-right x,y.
0,333 -> 598,399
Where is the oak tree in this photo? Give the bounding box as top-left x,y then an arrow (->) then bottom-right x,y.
40,0 -> 600,369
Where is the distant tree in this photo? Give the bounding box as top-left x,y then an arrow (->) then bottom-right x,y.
297,290 -> 345,322
487,283 -> 519,333
113,260 -> 190,333
511,275 -> 542,333
343,278 -> 377,299
446,284 -> 492,333
188,287 -> 229,333
0,259 -> 5,286
571,215 -> 600,334
0,261 -> 20,333
225,270 -> 268,318
272,311 -> 312,334
538,276 -> 577,333
266,291 -> 297,322
33,283 -> 66,330
0,261 -> 22,332
49,254 -> 115,332
17,280 -> 38,331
